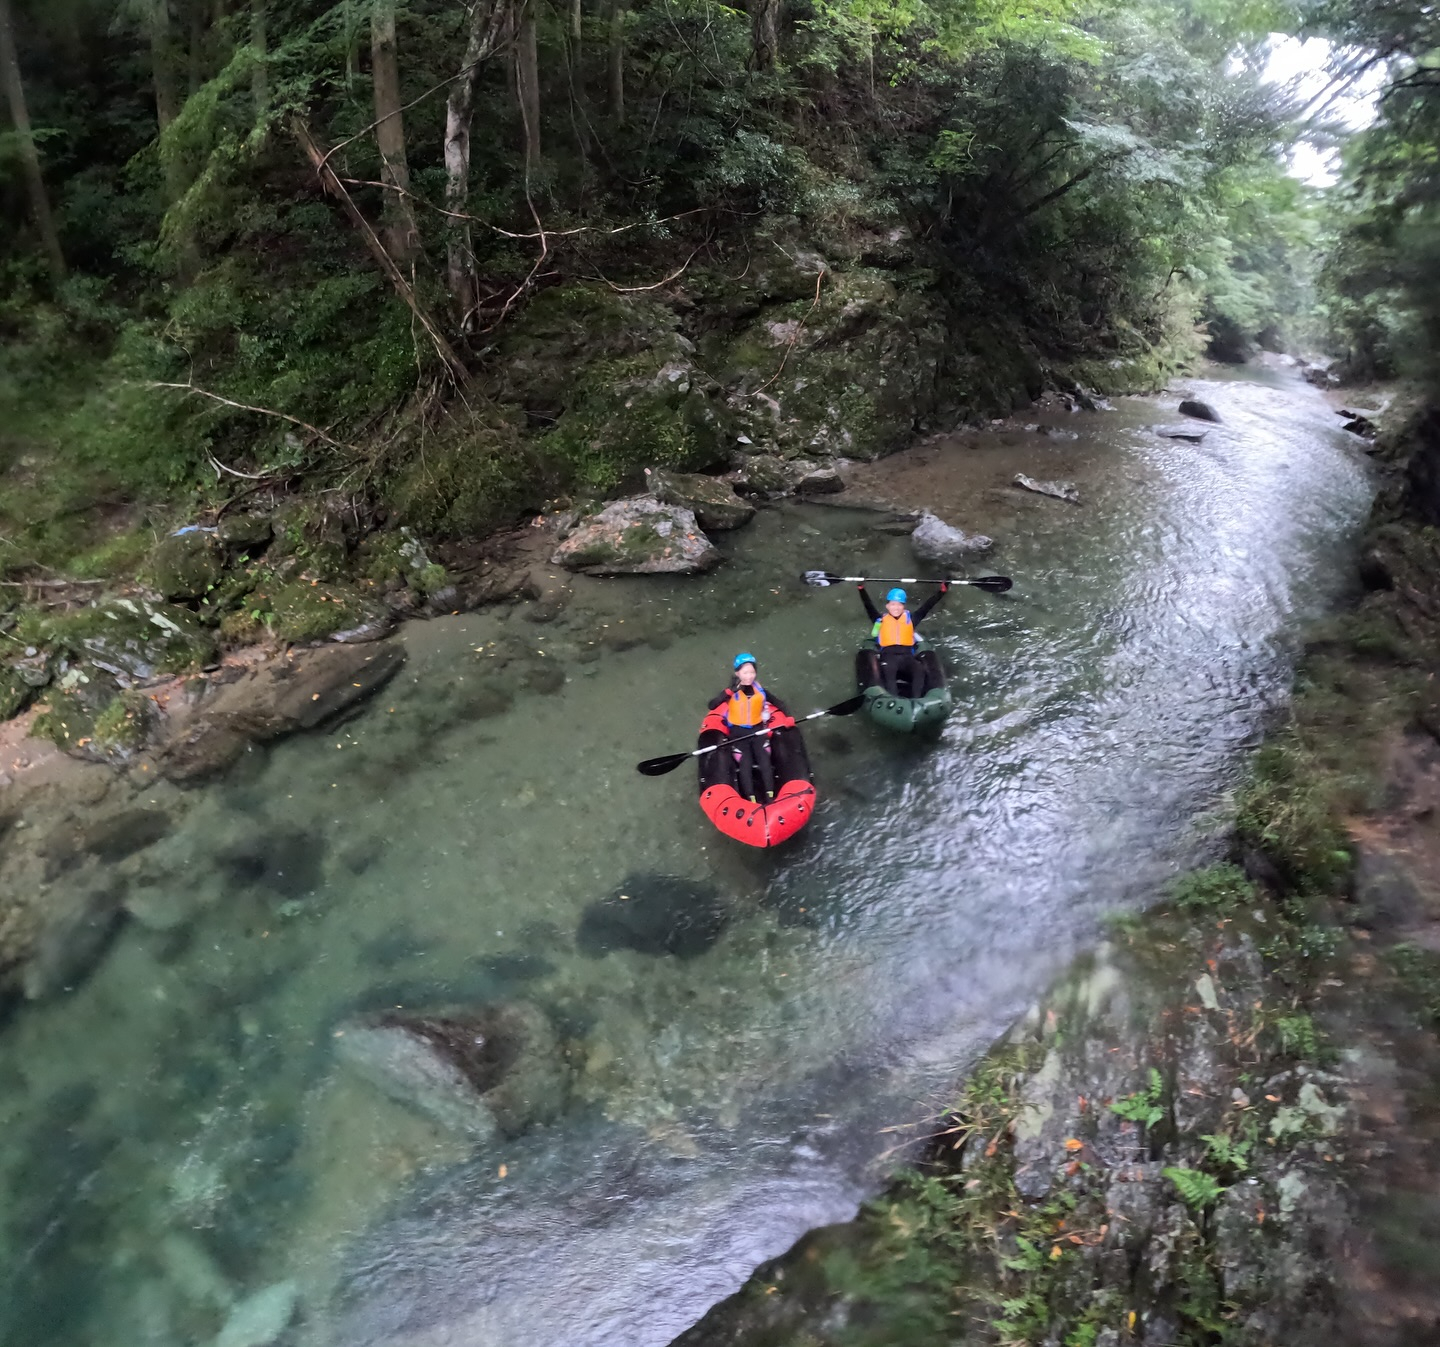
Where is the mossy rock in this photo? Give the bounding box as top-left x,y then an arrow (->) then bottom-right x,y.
359,527 -> 448,595
20,597 -> 216,677
147,529 -> 226,601
263,580 -> 391,643
550,497 -> 721,575
647,469 -> 755,531
217,513 -> 274,549
715,269 -> 951,460
31,663 -> 121,755
268,502 -> 350,579
1,666 -> 38,719
384,423 -> 544,539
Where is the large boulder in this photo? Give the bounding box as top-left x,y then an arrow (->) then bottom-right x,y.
262,579 -> 393,644
910,511 -> 993,567
729,456 -> 844,499
1178,398 -> 1222,423
550,497 -> 721,575
29,596 -> 215,681
647,469 -> 755,531
158,641 -> 406,783
334,1001 -> 566,1139
149,528 -> 227,601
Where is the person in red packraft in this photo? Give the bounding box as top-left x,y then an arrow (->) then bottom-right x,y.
707,653 -> 792,802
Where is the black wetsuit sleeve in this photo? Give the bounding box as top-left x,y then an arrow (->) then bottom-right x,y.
707,690 -> 731,711
858,587 -> 881,622
912,588 -> 946,625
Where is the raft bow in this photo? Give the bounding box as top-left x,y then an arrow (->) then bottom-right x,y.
696,707 -> 816,847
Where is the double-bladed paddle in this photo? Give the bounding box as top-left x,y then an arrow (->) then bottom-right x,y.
801,570 -> 1012,592
636,695 -> 866,777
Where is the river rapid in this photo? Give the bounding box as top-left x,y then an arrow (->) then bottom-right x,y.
0,367 -> 1372,1347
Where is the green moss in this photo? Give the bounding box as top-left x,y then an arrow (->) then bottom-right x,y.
92,691 -> 149,751
264,580 -> 387,642
19,597 -> 215,675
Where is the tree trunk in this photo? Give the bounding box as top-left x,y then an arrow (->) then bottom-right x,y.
150,0 -> 181,130
250,0 -> 268,126
370,0 -> 419,263
0,0 -> 65,281
607,0 -> 624,124
516,8 -> 540,176
296,119 -> 468,383
570,0 -> 580,42
444,0 -> 506,325
187,0 -> 205,92
749,0 -> 779,70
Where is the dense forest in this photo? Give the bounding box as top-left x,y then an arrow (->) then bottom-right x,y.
0,0 -> 1436,574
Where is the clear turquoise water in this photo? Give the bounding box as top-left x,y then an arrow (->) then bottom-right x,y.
0,371 -> 1371,1347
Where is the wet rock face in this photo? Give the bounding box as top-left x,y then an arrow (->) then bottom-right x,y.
577,874 -> 731,960
647,469 -> 756,532
910,510 -> 993,567
335,1001 -> 567,1138
550,497 -> 721,575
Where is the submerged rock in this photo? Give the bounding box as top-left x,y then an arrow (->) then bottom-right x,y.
550,497 -> 721,576
910,511 -> 994,567
335,1001 -> 566,1138
159,642 -> 406,783
647,468 -> 756,531
1013,473 -> 1081,504
1153,425 -> 1209,443
1178,398 -> 1222,423
213,1280 -> 298,1347
577,873 -> 731,960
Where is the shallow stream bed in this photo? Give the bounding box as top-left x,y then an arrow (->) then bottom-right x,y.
0,369 -> 1372,1347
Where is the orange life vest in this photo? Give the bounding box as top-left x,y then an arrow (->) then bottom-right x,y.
726,684 -> 769,728
873,611 -> 915,647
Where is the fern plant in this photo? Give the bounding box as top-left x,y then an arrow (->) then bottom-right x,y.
1110,1067 -> 1166,1127
1164,1166 -> 1226,1210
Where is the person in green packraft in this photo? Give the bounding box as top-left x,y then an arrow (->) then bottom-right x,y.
857,583 -> 948,696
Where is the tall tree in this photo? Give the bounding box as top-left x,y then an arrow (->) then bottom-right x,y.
748,0 -> 779,70
444,0 -> 508,323
148,0 -> 181,129
516,5 -> 540,175
250,0 -> 268,126
0,0 -> 65,280
371,0 -> 419,262
607,0 -> 624,123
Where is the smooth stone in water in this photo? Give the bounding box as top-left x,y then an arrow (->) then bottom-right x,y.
1152,425 -> 1208,443
1013,473 -> 1081,504
910,510 -> 993,566
1178,398 -> 1222,423
335,1023 -> 501,1140
213,1280 -> 298,1347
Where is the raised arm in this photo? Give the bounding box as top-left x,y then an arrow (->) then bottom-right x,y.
857,584 -> 881,622
912,583 -> 949,625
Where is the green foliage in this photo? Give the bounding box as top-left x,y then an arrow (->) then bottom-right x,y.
1110,1066 -> 1166,1127
1169,862 -> 1256,913
1163,1165 -> 1226,1210
1200,1131 -> 1251,1174
1384,942 -> 1440,1030
1273,1011 -> 1321,1061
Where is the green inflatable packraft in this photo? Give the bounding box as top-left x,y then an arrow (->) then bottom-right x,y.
854,648 -> 953,734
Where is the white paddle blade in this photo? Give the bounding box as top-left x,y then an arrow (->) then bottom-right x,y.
801,570 -> 832,587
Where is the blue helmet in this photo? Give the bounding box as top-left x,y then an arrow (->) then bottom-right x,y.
886,588 -> 907,604
733,652 -> 758,670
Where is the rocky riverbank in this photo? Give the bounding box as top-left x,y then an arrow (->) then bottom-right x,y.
670,393 -> 1440,1347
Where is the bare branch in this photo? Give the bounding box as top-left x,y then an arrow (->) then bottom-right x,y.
145,379 -> 359,455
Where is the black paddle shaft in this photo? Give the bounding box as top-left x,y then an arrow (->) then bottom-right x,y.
636,694 -> 866,776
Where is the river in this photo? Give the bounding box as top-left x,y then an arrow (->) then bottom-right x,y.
0,367 -> 1371,1347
